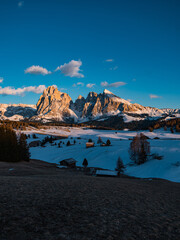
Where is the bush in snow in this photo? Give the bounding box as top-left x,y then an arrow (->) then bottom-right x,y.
129,133 -> 150,165
151,153 -> 163,160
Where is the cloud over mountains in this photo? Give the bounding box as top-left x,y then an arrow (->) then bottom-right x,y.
55,60 -> 84,78
25,66 -> 51,75
0,85 -> 46,96
101,81 -> 126,88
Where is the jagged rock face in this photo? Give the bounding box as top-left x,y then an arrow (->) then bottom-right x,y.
73,89 -> 179,119
74,95 -> 86,113
74,89 -> 148,118
0,86 -> 179,122
36,86 -> 74,121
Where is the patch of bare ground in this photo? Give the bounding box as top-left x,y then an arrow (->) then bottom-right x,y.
0,159 -> 179,240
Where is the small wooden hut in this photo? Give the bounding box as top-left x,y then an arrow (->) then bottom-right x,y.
60,158 -> 77,168
86,142 -> 95,148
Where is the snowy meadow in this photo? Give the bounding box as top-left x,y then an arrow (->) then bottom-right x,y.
24,127 -> 180,183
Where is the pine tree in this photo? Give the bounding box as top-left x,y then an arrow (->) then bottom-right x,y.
82,158 -> 88,168
18,133 -> 30,162
115,157 -> 125,176
106,139 -> 111,146
97,136 -> 102,144
0,125 -> 30,162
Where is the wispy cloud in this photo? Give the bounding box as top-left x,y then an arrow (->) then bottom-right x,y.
25,65 -> 51,75
105,59 -> 114,62
73,82 -> 84,87
56,60 -> 84,78
101,81 -> 127,88
86,83 -> 95,88
0,85 -> 46,96
149,94 -> 162,99
0,77 -> 4,83
59,88 -> 67,91
18,1 -> 24,7
110,66 -> 118,71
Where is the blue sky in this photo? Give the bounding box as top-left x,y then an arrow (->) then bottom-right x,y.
0,0 -> 180,108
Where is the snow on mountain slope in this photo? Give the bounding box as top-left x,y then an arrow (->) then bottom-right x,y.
0,86 -> 179,122
0,104 -> 36,121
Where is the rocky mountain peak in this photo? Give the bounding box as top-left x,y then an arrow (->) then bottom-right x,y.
103,89 -> 114,95
1,85 -> 178,123
86,92 -> 98,102
36,86 -> 75,121
77,95 -> 84,100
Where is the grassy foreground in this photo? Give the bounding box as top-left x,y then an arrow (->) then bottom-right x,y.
0,159 -> 179,240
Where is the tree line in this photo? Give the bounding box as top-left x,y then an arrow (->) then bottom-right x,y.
0,125 -> 30,162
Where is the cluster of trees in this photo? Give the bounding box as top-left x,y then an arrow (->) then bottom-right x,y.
41,136 -> 65,146
0,125 -> 30,162
0,120 -> 41,130
149,118 -> 180,133
115,133 -> 151,175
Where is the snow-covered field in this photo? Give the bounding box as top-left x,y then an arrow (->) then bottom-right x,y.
24,127 -> 180,183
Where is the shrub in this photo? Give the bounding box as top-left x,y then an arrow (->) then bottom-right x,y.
170,127 -> 174,133
151,153 -> 163,160
149,127 -> 154,132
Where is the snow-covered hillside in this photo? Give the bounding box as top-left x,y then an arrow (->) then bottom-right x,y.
24,127 -> 180,183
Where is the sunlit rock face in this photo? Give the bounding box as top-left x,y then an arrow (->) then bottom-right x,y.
0,86 -> 179,122
36,86 -> 77,121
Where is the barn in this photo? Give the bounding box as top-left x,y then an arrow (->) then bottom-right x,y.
86,142 -> 95,148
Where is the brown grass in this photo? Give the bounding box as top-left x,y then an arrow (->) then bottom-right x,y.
0,160 -> 179,240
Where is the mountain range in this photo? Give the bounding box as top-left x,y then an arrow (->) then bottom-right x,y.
0,86 -> 180,124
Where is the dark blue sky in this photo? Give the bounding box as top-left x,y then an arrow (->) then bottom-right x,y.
0,0 -> 180,108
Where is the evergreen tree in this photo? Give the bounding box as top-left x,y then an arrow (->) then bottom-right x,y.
97,136 -> 102,144
115,157 -> 125,176
82,158 -> 88,168
106,139 -> 111,146
18,133 -> 30,162
0,125 -> 30,162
